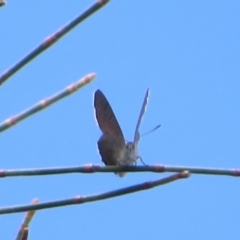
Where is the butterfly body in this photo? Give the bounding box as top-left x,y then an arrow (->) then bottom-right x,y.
94,89 -> 149,177
97,137 -> 138,177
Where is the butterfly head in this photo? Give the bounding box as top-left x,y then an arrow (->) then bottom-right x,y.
126,141 -> 137,157
115,141 -> 138,165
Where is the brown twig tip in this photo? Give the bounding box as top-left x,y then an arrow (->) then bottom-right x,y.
68,73 -> 95,92
83,73 -> 96,82
179,170 -> 190,178
15,199 -> 38,240
0,0 -> 6,7
24,199 -> 39,226
19,228 -> 28,240
98,0 -> 110,5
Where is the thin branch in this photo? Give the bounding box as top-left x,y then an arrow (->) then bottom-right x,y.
0,0 -> 109,86
0,171 -> 189,214
0,164 -> 239,178
0,73 -> 95,133
17,229 -> 28,240
15,199 -> 38,240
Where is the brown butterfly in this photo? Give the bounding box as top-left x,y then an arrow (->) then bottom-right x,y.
94,89 -> 149,177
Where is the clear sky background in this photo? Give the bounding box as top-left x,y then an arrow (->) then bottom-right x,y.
1,0 -> 240,239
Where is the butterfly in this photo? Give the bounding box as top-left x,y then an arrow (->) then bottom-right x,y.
94,89 -> 149,177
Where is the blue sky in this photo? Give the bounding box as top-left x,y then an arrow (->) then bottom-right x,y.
1,0 -> 240,239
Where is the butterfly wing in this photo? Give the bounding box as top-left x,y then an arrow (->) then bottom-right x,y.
94,89 -> 125,166
97,135 -> 125,166
94,90 -> 125,139
133,88 -> 150,145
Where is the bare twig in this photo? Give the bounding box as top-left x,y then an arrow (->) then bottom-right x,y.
0,73 -> 95,133
0,171 -> 189,214
0,0 -> 109,85
0,164 -> 239,178
15,199 -> 38,240
17,229 -> 28,240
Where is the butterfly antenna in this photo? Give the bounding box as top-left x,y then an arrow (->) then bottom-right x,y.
138,156 -> 148,166
141,124 -> 161,137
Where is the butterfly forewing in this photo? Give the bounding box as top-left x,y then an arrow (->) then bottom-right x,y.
133,88 -> 150,145
94,90 -> 125,140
